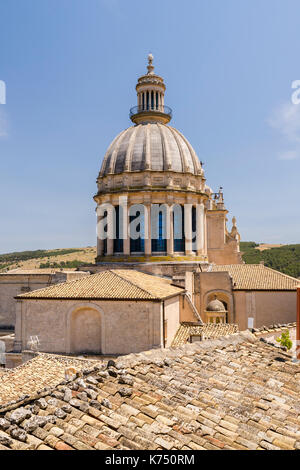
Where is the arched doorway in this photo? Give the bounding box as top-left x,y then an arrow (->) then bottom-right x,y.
70,307 -> 102,354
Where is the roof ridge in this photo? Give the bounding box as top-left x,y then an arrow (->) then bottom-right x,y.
219,263 -> 299,281
109,270 -> 156,299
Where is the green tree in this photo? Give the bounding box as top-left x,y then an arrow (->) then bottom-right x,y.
276,329 -> 293,350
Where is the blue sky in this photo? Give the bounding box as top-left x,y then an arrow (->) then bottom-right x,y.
0,0 -> 300,253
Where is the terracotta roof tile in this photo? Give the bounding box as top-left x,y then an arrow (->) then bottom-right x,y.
1,331 -> 300,450
0,355 -> 97,407
211,264 -> 300,290
16,270 -> 183,300
172,323 -> 239,347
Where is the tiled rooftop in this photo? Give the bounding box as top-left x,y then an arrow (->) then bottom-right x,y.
172,323 -> 239,347
4,269 -> 59,275
0,331 -> 300,450
211,264 -> 300,290
0,355 -> 97,407
16,270 -> 184,301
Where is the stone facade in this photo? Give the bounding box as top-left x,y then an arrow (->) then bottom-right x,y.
14,295 -> 181,356
0,271 -> 88,329
234,290 -> 297,330
187,268 -> 298,330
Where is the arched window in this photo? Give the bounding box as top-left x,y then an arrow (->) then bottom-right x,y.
151,90 -> 154,109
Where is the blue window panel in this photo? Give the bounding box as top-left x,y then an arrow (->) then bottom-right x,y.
113,206 -> 124,253
192,206 -> 196,251
103,210 -> 108,254
174,205 -> 185,252
152,212 -> 167,252
130,210 -> 145,253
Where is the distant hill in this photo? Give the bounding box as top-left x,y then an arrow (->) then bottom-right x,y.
1,243 -> 299,279
0,247 -> 96,272
240,242 -> 300,278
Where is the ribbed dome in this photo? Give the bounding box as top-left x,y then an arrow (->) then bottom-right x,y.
99,123 -> 202,177
206,299 -> 226,312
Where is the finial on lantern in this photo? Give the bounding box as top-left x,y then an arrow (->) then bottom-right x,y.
147,53 -> 154,74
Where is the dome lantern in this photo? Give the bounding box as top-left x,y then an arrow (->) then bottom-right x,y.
130,54 -> 172,125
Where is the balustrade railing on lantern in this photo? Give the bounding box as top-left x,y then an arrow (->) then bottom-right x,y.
129,105 -> 172,119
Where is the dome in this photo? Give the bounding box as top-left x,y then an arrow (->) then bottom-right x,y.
99,123 -> 202,177
206,298 -> 226,312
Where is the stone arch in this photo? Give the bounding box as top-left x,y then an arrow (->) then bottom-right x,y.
203,289 -> 234,323
67,303 -> 105,354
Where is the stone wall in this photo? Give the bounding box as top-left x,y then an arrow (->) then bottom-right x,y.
0,271 -> 88,329
206,211 -> 242,265
164,296 -> 180,348
232,290 -> 296,330
15,296 -> 181,356
193,271 -> 234,323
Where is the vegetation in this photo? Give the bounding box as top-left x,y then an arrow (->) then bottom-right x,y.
39,260 -> 85,269
0,264 -> 10,271
0,248 -> 82,265
0,248 -> 88,272
276,330 -> 293,351
240,242 -> 300,278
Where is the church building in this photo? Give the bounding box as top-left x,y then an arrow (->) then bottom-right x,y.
7,56 -> 300,360
94,54 -> 242,269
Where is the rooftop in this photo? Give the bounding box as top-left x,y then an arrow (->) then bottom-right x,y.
2,269 -> 82,276
0,331 -> 299,450
16,270 -> 184,301
211,264 -> 300,291
0,355 -> 97,407
171,323 -> 239,347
